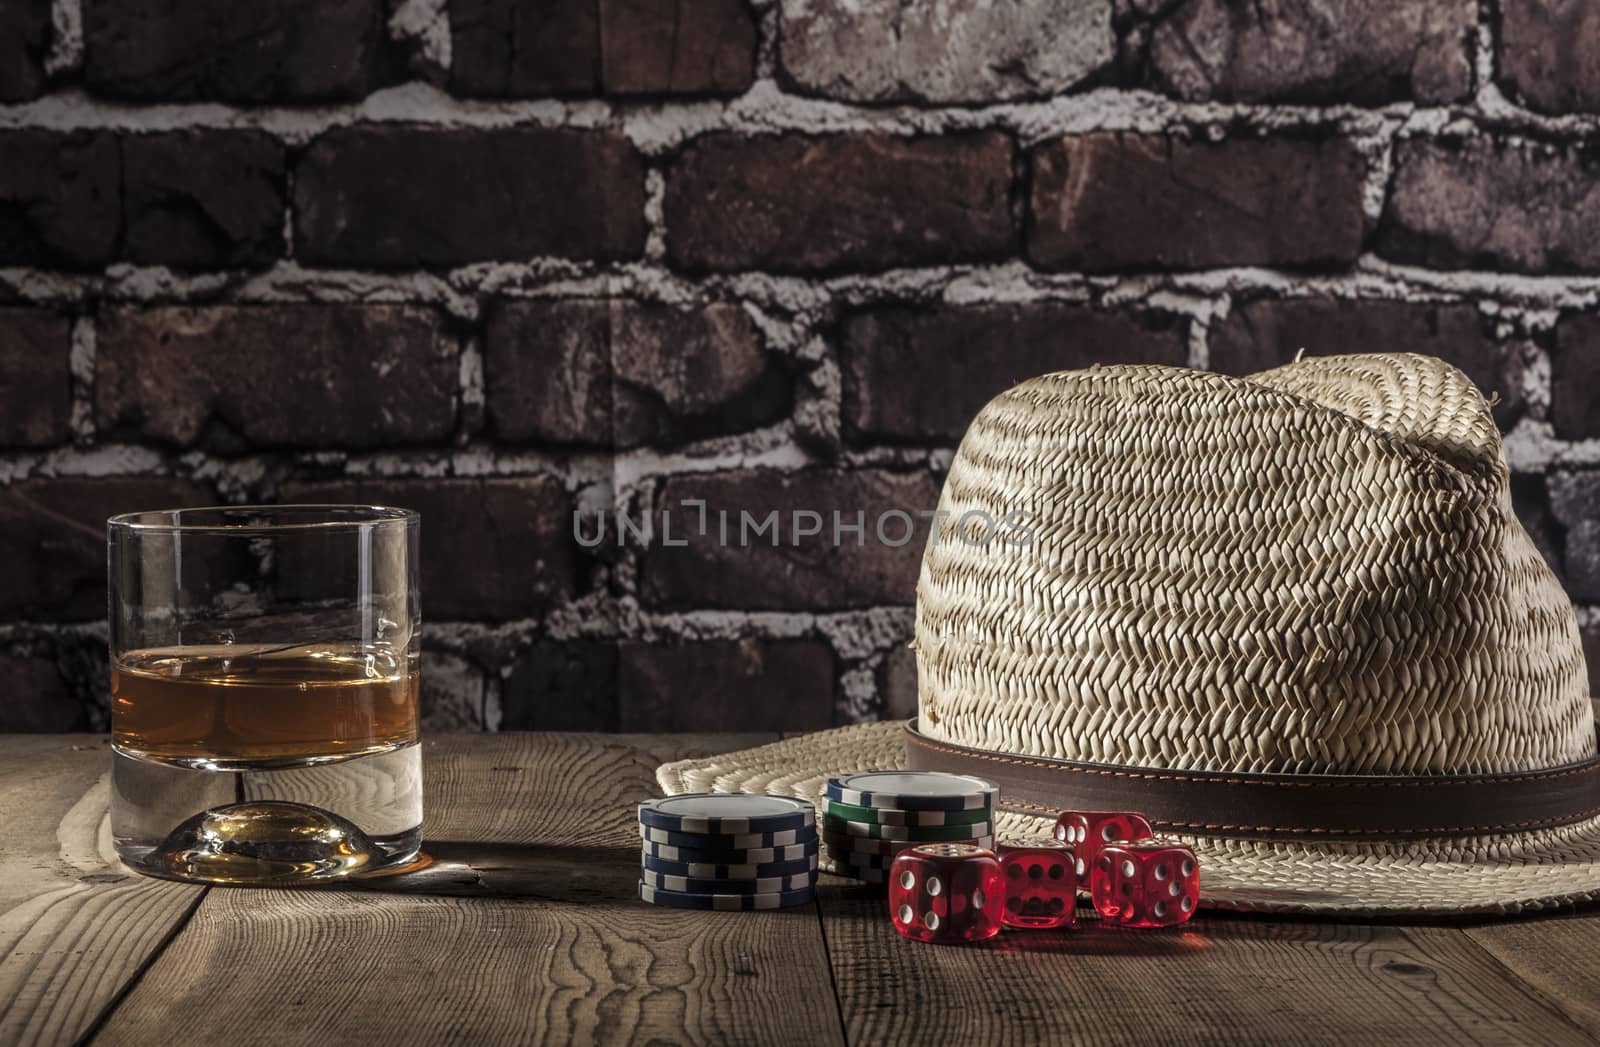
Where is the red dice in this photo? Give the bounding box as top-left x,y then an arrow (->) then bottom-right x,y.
996,836 -> 1077,929
1053,810 -> 1153,871
1090,838 -> 1199,927
888,843 -> 1005,944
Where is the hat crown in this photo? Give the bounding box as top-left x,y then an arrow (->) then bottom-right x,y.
914,353 -> 1593,776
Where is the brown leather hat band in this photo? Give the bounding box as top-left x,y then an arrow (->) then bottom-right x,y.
904,720 -> 1600,841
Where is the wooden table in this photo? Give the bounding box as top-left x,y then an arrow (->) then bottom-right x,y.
5,733 -> 1600,1046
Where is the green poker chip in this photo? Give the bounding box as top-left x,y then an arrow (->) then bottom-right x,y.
822,828 -> 995,859
821,797 -> 992,827
823,857 -> 890,883
822,813 -> 994,842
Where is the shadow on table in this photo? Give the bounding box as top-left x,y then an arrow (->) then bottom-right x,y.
334,841 -> 645,902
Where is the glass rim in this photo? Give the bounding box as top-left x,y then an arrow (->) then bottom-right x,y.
107,504 -> 420,534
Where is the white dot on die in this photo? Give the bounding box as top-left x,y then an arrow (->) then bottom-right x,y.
1102,825 -> 1116,841
1182,859 -> 1195,877
927,876 -> 943,896
1121,860 -> 1135,878
973,888 -> 986,908
1154,901 -> 1168,918
898,903 -> 914,924
925,911 -> 941,930
1153,863 -> 1168,881
1169,881 -> 1181,897
1054,825 -> 1067,841
899,870 -> 915,890
1075,858 -> 1085,878
1181,896 -> 1194,912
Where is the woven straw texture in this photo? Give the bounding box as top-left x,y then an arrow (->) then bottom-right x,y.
656,353 -> 1600,914
915,354 -> 1591,775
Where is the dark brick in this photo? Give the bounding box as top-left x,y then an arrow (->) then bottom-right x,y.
294,127 -> 646,267
0,477 -> 214,621
420,650 -> 487,730
502,639 -> 619,730
665,132 -> 1014,273
487,301 -> 609,446
1149,0 -> 1474,105
842,304 -> 1187,444
83,0 -> 381,102
451,0 -> 756,97
1567,522 -> 1600,602
1500,0 -> 1600,114
881,643 -> 918,720
1378,135 -> 1600,273
486,299 -> 789,448
122,131 -> 286,269
640,469 -> 942,610
1028,133 -> 1366,272
1511,472 -> 1564,577
1582,616 -> 1600,700
602,0 -> 757,95
96,306 -> 458,450
0,308 -> 73,447
1553,313 -> 1600,439
450,0 -> 599,96
281,478 -> 577,620
1550,471 -> 1600,601
0,0 -> 50,102
0,650 -> 85,731
0,131 -> 121,269
617,639 -> 835,731
1209,299 -> 1530,428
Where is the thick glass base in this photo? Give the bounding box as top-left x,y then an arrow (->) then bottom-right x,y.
112,742 -> 423,885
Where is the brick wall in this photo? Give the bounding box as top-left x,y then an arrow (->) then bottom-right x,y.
2,0 -> 1598,732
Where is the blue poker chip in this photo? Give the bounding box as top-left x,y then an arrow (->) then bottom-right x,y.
823,772 -> 998,812
640,868 -> 815,895
638,823 -> 818,851
642,850 -> 819,881
639,881 -> 816,911
638,794 -> 816,835
642,838 -> 816,866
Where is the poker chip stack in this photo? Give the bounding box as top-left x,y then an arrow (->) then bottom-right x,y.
637,793 -> 819,910
820,771 -> 999,884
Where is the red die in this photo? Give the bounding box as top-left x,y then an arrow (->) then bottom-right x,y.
1090,838 -> 1199,927
1053,810 -> 1153,872
997,836 -> 1077,929
888,843 -> 1005,944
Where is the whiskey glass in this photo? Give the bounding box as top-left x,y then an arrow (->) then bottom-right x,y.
108,505 -> 422,884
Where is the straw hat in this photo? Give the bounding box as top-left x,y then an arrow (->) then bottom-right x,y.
658,353 -> 1600,916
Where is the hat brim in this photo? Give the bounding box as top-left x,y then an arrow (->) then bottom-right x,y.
656,721 -> 1600,917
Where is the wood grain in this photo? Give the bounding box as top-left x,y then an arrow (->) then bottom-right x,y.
1464,914 -> 1600,1035
17,731 -> 1600,1046
817,881 -> 1596,1046
93,733 -> 845,1046
0,735 -> 203,1047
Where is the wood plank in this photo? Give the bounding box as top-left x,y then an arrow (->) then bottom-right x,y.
93,733 -> 846,1046
818,883 -> 1596,1046
0,735 -> 204,1047
1464,913 -> 1600,1035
